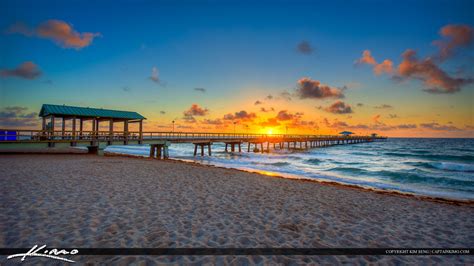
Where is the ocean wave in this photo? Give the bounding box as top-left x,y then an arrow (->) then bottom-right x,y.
377,170 -> 473,186
305,158 -> 322,165
428,162 -> 474,173
328,167 -> 369,175
384,152 -> 474,162
251,161 -> 291,167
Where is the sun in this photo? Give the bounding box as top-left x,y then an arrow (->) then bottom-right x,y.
267,128 -> 273,135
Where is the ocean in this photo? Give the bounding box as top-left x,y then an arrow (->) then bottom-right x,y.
104,138 -> 474,201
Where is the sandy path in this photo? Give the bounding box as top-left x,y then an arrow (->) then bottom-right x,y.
1,155 -> 473,264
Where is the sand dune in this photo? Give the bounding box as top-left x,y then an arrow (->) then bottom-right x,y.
1,155 -> 473,264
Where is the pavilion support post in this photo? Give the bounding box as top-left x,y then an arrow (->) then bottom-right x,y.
124,120 -> 129,145
49,115 -> 55,147
225,143 -> 228,152
92,119 -> 96,140
109,119 -> 114,145
71,117 -> 77,146
238,143 -> 241,152
208,144 -> 212,156
247,142 -> 251,152
96,120 -> 100,140
139,119 -> 143,144
79,118 -> 83,139
149,145 -> 155,158
61,117 -> 66,139
42,117 -> 46,139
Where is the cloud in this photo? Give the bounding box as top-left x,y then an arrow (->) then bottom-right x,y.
149,66 -> 161,84
280,91 -> 292,101
327,118 -> 418,132
160,111 -> 166,114
420,122 -> 460,131
296,78 -> 344,99
254,100 -> 263,105
397,124 -> 416,129
223,110 -> 257,121
373,59 -> 394,75
358,25 -> 474,94
259,118 -> 280,127
356,50 -> 376,65
182,116 -> 196,123
434,24 -> 474,61
122,86 -> 131,92
276,110 -> 303,121
324,101 -> 353,114
356,50 -> 394,75
7,20 -> 100,49
397,49 -> 473,93
356,103 -> 364,107
183,104 -> 209,117
296,41 -> 314,55
0,61 -> 41,80
0,106 -> 38,127
374,104 -> 393,109
260,107 -> 275,112
265,95 -> 274,100
202,118 -> 224,125
194,87 -> 206,93
373,114 -> 381,123
388,114 -> 398,119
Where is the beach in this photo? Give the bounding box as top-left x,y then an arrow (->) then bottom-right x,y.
1,154 -> 473,264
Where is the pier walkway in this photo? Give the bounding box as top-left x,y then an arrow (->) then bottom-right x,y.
0,129 -> 386,158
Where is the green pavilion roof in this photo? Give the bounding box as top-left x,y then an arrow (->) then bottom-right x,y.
339,131 -> 354,135
39,104 -> 145,120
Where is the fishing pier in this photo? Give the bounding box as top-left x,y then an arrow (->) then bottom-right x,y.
0,104 -> 387,158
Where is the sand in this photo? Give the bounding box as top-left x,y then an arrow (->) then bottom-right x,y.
1,154 -> 473,265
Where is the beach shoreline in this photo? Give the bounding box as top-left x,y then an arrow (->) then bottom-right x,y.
1,154 -> 473,264
104,151 -> 474,206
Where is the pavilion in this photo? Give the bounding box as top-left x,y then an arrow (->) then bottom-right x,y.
339,131 -> 354,137
39,104 -> 146,144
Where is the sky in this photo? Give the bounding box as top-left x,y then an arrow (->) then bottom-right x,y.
0,0 -> 473,137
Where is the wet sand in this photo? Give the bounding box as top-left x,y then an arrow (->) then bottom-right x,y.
1,154 -> 473,264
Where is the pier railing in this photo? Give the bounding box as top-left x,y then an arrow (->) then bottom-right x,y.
0,129 -> 387,143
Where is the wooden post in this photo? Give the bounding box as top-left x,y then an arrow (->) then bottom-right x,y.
50,115 -> 55,136
194,144 -> 198,156
109,119 -> 114,144
163,145 -> 169,159
247,142 -> 251,152
79,118 -> 83,139
150,145 -> 155,158
208,144 -> 211,156
139,120 -> 143,144
156,146 -> 162,159
201,145 -> 204,156
238,143 -> 241,152
231,144 -> 235,152
42,117 -> 46,138
225,143 -> 228,152
72,117 -> 76,143
124,120 -> 129,144
96,119 -> 100,140
61,117 -> 66,139
92,119 -> 96,140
